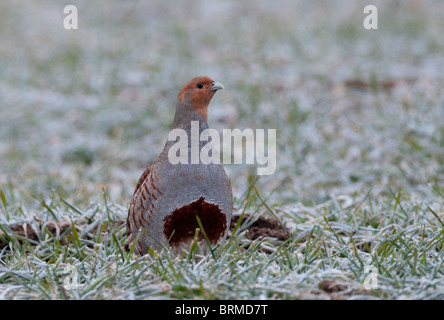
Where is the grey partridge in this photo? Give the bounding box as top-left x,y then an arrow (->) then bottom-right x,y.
125,76 -> 233,256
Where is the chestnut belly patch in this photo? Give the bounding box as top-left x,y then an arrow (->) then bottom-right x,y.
163,197 -> 227,247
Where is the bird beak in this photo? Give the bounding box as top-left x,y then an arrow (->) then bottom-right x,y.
211,81 -> 224,91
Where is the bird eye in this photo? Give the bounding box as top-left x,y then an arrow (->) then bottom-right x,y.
196,83 -> 204,89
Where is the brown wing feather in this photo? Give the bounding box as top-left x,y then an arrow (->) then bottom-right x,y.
132,166 -> 152,196
125,165 -> 152,251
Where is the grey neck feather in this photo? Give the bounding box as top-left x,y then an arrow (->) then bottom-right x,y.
159,98 -> 211,164
172,97 -> 208,131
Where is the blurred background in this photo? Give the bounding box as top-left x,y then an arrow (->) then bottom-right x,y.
1,0 -> 443,208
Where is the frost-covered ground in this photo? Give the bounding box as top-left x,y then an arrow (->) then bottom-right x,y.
0,0 -> 443,300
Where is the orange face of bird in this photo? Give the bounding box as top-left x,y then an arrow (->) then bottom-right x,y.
177,76 -> 224,122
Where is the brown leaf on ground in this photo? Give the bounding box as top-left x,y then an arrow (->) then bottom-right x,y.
0,221 -> 73,248
229,214 -> 291,241
319,279 -> 349,293
1,215 -> 289,251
